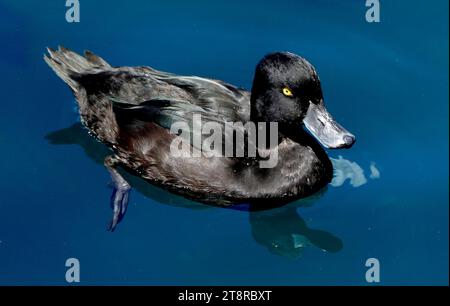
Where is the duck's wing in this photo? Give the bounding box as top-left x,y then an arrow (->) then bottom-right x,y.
74,64 -> 251,148
45,46 -> 250,149
145,71 -> 251,122
111,97 -> 249,156
73,65 -> 251,122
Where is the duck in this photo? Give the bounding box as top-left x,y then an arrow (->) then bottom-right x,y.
44,47 -> 355,231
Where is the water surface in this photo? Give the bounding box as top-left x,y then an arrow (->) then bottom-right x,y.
0,0 -> 448,285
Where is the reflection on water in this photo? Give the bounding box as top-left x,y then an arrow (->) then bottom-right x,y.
47,123 -> 343,258
250,197 -> 343,258
370,162 -> 381,179
330,155 -> 380,188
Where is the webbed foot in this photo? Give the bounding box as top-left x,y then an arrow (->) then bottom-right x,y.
104,155 -> 131,231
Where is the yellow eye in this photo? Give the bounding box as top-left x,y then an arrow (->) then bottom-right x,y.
282,87 -> 293,97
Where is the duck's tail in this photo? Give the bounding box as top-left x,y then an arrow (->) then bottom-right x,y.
44,46 -> 112,92
44,46 -> 120,145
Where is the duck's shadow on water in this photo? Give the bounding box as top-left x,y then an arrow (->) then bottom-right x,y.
46,123 -> 343,258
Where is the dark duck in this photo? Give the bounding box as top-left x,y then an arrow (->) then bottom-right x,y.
44,47 -> 355,230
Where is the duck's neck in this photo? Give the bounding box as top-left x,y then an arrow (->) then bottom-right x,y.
250,92 -> 269,123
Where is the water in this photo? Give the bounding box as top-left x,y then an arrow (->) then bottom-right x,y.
0,0 -> 448,285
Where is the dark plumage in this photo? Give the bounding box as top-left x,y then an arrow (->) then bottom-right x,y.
44,47 -> 355,230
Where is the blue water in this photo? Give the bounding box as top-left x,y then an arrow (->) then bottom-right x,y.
0,0 -> 448,285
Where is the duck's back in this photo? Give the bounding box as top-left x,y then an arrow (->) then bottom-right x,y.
45,47 -> 250,143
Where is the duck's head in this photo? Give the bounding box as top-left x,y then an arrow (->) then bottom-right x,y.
250,52 -> 355,149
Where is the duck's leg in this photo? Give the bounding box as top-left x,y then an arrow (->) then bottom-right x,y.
104,155 -> 131,231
